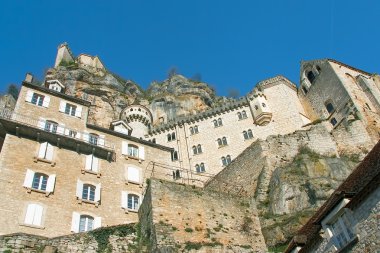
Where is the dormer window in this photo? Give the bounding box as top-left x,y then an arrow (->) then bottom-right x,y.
47,80 -> 64,93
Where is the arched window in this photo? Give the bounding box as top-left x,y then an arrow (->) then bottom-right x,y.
82,184 -> 96,201
325,101 -> 335,114
226,155 -> 231,164
221,156 -> 227,166
32,173 -> 48,191
152,138 -> 156,143
196,163 -> 205,173
242,111 -> 247,119
128,194 -> 140,210
218,118 -> 223,126
128,144 -> 139,157
217,138 -> 222,147
171,132 -> 176,141
172,169 -> 181,180
171,150 -> 178,161
192,146 -> 197,155
213,119 -> 218,127
262,103 -> 266,108
222,137 -> 227,146
89,133 -> 98,145
167,133 -> 171,142
243,131 -> 248,140
195,164 -> 200,173
190,127 -> 194,135
237,112 -> 242,120
330,118 -> 338,126
79,215 -> 94,232
197,144 -> 202,154
247,129 -> 253,139
44,120 -> 58,133
254,105 -> 259,110
307,71 -> 316,83
194,126 -> 199,134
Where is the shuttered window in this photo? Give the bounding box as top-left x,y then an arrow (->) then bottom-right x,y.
24,203 -> 44,226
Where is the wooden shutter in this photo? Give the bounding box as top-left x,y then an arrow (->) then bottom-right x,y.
46,174 -> 56,193
122,141 -> 128,155
38,142 -> 47,159
128,167 -> 140,183
38,118 -> 46,129
59,101 -> 66,112
85,155 -> 92,171
24,203 -> 36,224
92,156 -> 99,172
121,191 -> 128,209
95,183 -> 101,202
83,132 -> 89,142
57,124 -> 65,135
45,143 -> 54,161
64,128 -> 70,136
76,180 -> 83,199
139,146 -> 145,160
42,96 -> 50,108
25,90 -> 33,102
75,105 -> 82,118
33,204 -> 43,226
71,212 -> 80,233
94,217 -> 101,229
98,135 -> 105,147
23,169 -> 34,188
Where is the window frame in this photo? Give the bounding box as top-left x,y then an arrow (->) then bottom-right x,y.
31,93 -> 45,107
32,173 -> 48,191
64,103 -> 77,116
79,215 -> 94,232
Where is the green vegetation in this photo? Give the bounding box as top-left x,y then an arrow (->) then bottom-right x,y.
241,216 -> 253,233
268,243 -> 289,252
184,227 -> 194,233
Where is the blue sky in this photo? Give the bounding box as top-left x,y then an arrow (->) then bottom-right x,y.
0,0 -> 379,97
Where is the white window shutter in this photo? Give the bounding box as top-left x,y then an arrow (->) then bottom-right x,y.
76,180 -> 83,199
85,155 -> 92,171
98,135 -> 105,146
71,212 -> 80,233
45,143 -> 54,161
38,118 -> 46,129
128,167 -> 140,183
139,146 -> 145,160
38,142 -> 47,158
24,204 -> 36,224
94,217 -> 101,229
122,141 -> 128,155
57,124 -> 65,135
33,204 -> 43,226
25,90 -> 33,102
64,128 -> 70,136
76,132 -> 81,139
59,101 -> 66,112
121,191 -> 128,209
92,156 -> 99,172
23,169 -> 35,188
95,183 -> 101,202
75,105 -> 82,118
83,132 -> 89,142
42,96 -> 50,108
46,174 -> 56,193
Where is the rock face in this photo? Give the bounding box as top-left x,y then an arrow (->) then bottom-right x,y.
46,66 -> 230,128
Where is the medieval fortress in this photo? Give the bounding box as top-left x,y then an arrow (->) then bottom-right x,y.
0,43 -> 379,252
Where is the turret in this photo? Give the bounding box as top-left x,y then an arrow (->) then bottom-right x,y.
120,104 -> 153,138
248,90 -> 272,126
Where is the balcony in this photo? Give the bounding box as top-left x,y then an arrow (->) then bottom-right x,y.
0,109 -> 115,160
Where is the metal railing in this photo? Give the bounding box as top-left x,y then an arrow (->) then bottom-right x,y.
0,109 -> 115,150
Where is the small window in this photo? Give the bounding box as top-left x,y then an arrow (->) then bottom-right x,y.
82,184 -> 96,201
329,212 -> 356,250
31,93 -> 45,106
65,103 -> 77,116
243,129 -> 254,140
221,155 -> 232,166
195,163 -> 206,173
262,103 -> 266,107
89,133 -> 98,145
193,144 -> 202,155
79,215 -> 94,232
302,86 -> 308,95
127,167 -> 140,183
254,105 -> 259,110
189,126 -> 199,135
213,118 -> 223,127
167,132 -> 176,142
69,130 -> 77,138
331,118 -> 338,126
242,110 -> 247,119
365,103 -> 371,110
44,120 -> 58,133
128,144 -> 139,158
24,203 -> 43,226
307,71 -> 316,83
217,137 -> 227,147
171,150 -> 178,161
128,194 -> 139,210
237,112 -> 242,120
190,127 -> 194,135
32,173 -> 48,191
172,169 -> 181,180
325,102 -> 335,114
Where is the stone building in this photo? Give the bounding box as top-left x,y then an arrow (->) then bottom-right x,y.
0,44 -> 379,251
285,140 -> 380,253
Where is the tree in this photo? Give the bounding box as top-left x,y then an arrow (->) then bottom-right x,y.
167,67 -> 178,78
7,84 -> 19,100
227,88 -> 240,99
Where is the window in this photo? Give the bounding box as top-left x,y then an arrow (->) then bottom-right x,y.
127,167 -> 140,184
31,93 -> 45,106
262,103 -> 266,107
128,194 -> 139,210
79,215 -> 94,232
325,102 -> 335,114
69,130 -> 77,138
331,118 -> 338,126
25,90 -> 50,108
76,180 -> 101,204
24,203 -> 43,227
32,173 -> 48,191
213,118 -> 223,127
23,169 -> 56,194
167,132 -> 176,142
221,155 -> 232,166
172,169 -> 181,180
38,142 -> 54,161
307,71 -> 316,83
59,101 -> 82,118
85,155 -> 99,173
44,120 -> 58,133
302,86 -> 308,95
65,103 -> 77,116
171,150 -> 178,161
195,163 -> 206,173
89,133 -> 98,145
192,144 -> 202,155
329,212 -> 355,250
190,126 -> 199,135
243,129 -> 254,140
128,144 -> 139,158
238,111 -> 248,120
217,137 -> 228,147
237,112 -> 242,120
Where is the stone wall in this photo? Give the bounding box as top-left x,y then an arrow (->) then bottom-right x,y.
139,179 -> 267,252
0,224 -> 138,253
